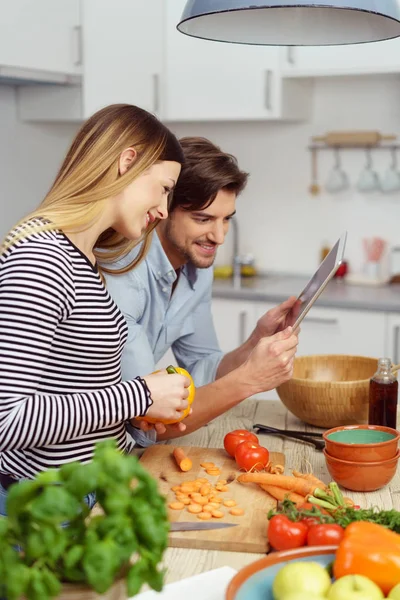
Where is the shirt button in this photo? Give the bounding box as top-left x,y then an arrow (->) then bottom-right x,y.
162,287 -> 167,292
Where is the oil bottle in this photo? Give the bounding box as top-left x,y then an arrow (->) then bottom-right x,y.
368,357 -> 398,429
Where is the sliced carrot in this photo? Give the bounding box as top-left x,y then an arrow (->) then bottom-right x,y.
211,510 -> 224,518
230,507 -> 244,516
200,462 -> 215,468
206,468 -> 221,476
169,501 -> 184,510
173,448 -> 193,472
198,511 -> 212,520
200,484 -> 211,496
187,504 -> 203,514
223,500 -> 236,507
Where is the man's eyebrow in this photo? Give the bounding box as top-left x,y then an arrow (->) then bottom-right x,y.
191,210 -> 237,218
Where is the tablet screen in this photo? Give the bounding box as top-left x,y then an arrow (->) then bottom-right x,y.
291,232 -> 347,330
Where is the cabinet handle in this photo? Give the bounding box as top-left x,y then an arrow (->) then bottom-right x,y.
287,46 -> 295,64
304,317 -> 338,326
393,325 -> 400,364
153,74 -> 160,113
72,25 -> 83,67
239,310 -> 247,345
265,70 -> 272,111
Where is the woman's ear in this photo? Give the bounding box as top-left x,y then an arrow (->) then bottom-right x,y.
119,147 -> 137,175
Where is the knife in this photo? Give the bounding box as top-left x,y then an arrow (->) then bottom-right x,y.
170,521 -> 238,532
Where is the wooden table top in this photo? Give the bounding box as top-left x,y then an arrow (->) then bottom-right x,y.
159,398 -> 400,585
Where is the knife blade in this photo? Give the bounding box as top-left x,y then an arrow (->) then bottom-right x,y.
169,521 -> 238,532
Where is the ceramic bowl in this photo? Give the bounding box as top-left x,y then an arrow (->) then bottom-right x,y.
226,546 -> 337,600
323,448 -> 400,492
323,424 -> 400,462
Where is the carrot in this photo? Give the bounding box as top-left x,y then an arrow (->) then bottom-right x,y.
172,447 -> 192,472
292,470 -> 327,490
237,473 -> 317,496
259,484 -> 305,506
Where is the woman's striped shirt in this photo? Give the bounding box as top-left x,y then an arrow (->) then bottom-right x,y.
0,228 -> 151,479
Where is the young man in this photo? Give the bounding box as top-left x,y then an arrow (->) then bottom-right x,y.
105,137 -> 299,444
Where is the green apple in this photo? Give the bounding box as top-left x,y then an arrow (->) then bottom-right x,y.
327,574 -> 384,600
272,562 -> 331,600
388,583 -> 400,599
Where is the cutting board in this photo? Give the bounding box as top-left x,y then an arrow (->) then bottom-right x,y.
139,445 -> 285,553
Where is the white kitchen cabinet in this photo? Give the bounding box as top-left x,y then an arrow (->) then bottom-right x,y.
18,0 -> 312,122
281,39 -> 400,78
18,0 -> 164,120
211,298 -> 257,354
385,314 -> 400,365
0,0 -> 81,76
165,0 -> 312,121
81,0 -> 164,117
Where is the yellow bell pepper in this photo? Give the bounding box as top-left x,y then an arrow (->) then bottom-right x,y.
138,365 -> 195,425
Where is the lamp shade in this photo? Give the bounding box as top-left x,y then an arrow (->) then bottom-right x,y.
177,0 -> 400,46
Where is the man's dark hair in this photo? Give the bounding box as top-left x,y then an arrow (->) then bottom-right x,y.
169,137 -> 249,212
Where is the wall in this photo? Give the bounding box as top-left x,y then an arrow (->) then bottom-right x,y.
0,85 -> 78,240
170,74 -> 400,279
1,75 -> 400,280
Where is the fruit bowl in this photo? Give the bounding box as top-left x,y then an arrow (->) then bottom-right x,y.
226,546 -> 337,600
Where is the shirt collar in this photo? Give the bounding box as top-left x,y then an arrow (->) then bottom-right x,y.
149,231 -> 198,289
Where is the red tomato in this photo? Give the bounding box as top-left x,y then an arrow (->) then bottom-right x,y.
234,441 -> 269,471
268,515 -> 308,551
223,429 -> 259,457
307,523 -> 345,546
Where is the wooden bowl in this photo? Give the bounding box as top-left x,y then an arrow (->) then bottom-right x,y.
276,354 -> 378,428
226,546 -> 337,600
323,424 -> 400,462
323,448 -> 399,492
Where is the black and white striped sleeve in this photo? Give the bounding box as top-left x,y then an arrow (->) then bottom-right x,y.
0,242 -> 152,452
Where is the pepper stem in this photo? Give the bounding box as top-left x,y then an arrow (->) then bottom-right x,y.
166,365 -> 178,375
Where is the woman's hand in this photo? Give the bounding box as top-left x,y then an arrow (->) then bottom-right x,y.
141,370 -> 191,422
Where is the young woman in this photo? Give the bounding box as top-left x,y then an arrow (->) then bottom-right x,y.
0,104 -> 189,513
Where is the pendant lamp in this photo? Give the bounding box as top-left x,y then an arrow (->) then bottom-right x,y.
177,1 -> 400,46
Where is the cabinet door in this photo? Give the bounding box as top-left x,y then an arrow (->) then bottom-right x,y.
385,314 -> 400,365
82,0 -> 164,117
211,299 -> 256,353
165,0 -> 280,121
0,0 -> 80,74
281,39 -> 400,77
294,307 -> 386,358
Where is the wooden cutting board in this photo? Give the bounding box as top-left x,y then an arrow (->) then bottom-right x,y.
139,445 -> 285,553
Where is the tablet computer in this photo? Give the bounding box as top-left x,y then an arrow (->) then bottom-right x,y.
291,232 -> 347,331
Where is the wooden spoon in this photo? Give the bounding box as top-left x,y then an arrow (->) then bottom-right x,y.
309,147 -> 320,196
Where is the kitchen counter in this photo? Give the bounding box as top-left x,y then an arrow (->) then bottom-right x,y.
212,275 -> 400,313
157,399 -> 399,585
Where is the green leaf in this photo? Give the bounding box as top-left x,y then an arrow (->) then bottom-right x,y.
6,479 -> 41,518
64,545 -> 84,569
35,469 -> 61,486
30,486 -> 81,524
41,566 -> 62,597
3,564 -> 31,599
127,561 -> 146,597
26,568 -> 51,600
65,461 -> 100,499
82,540 -> 120,594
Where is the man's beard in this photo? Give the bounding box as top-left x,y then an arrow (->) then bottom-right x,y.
164,221 -> 217,269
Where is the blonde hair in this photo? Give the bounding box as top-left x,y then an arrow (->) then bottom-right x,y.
2,104 -> 183,275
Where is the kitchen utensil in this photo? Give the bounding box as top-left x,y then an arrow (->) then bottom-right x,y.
139,445 -> 285,553
363,236 -> 386,279
253,424 -> 325,450
309,147 -> 320,195
170,522 -> 238,532
323,424 -> 399,462
325,147 -> 349,193
312,131 -> 396,147
357,147 -> 379,192
323,447 -> 399,492
381,147 -> 400,193
226,547 -> 336,600
276,354 -> 378,428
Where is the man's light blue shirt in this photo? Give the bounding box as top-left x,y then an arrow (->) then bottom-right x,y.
105,231 -> 224,391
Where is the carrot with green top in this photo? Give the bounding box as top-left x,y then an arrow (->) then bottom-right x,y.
237,473 -> 318,496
